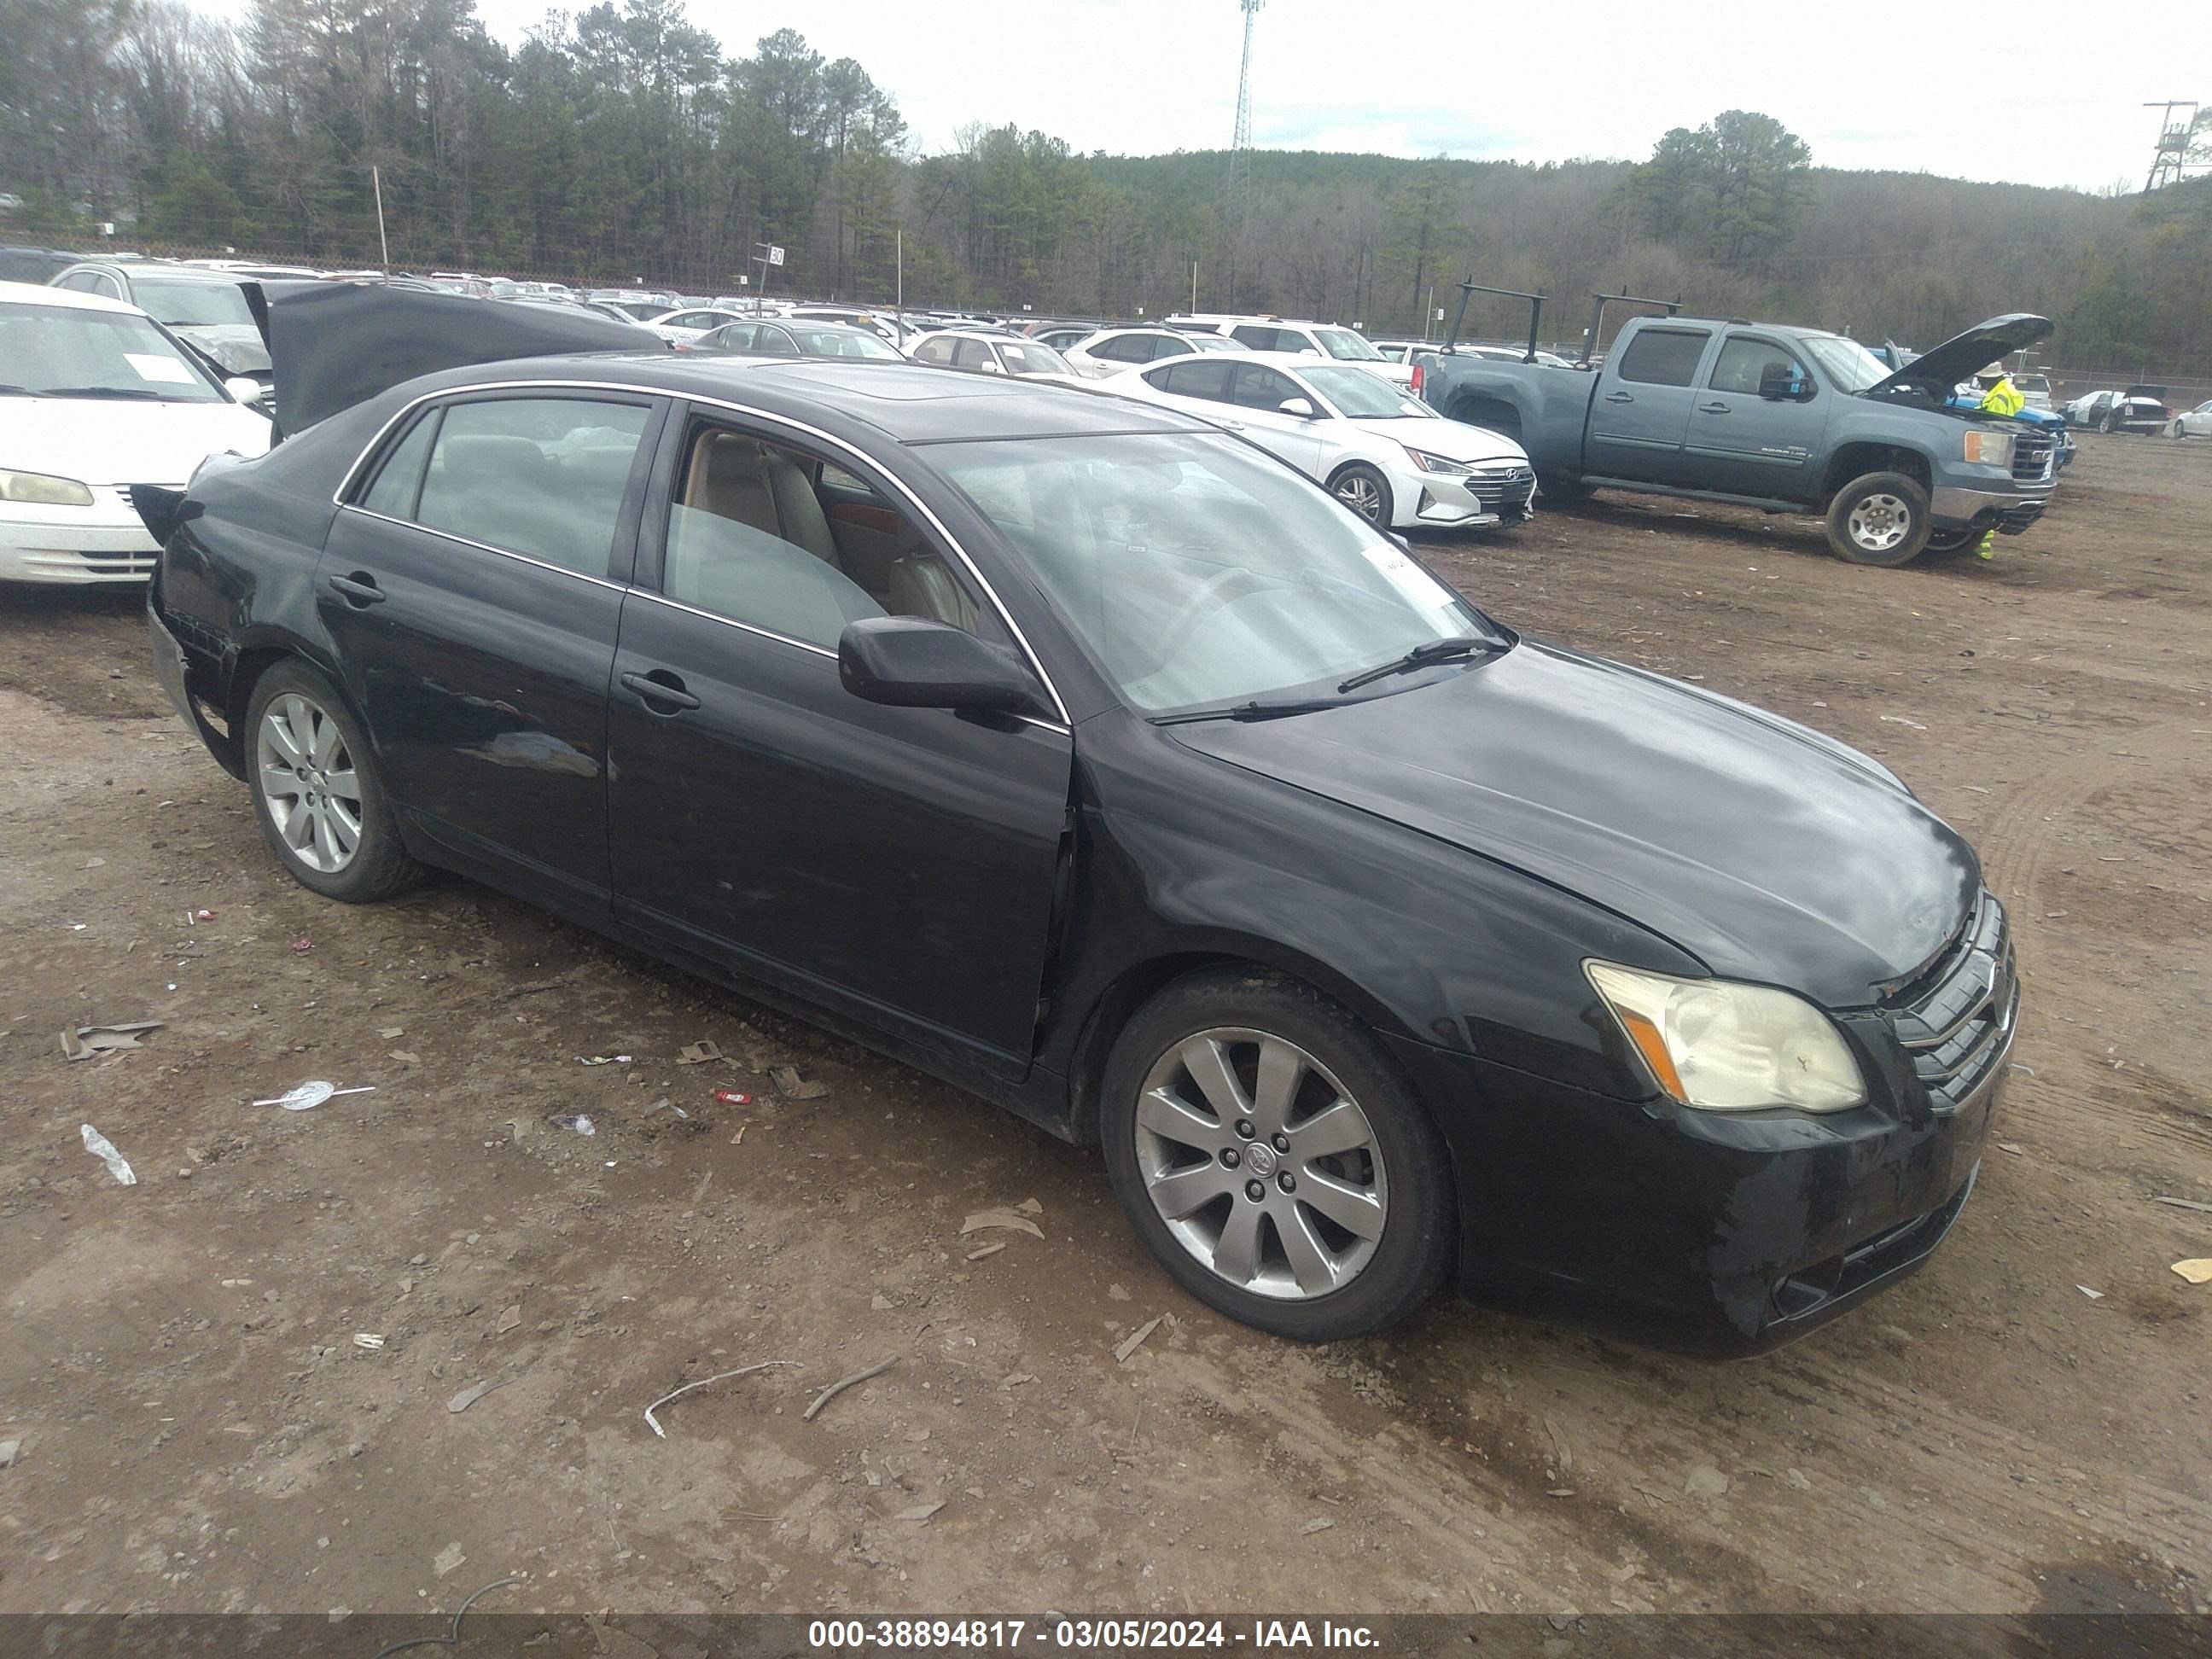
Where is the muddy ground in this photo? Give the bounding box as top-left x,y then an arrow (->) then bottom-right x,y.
1,434 -> 2208,1625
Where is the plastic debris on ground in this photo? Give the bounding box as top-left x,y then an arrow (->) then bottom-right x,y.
959,1208 -> 1043,1240
0,1438 -> 22,1469
352,1332 -> 386,1349
545,1113 -> 596,1137
677,1040 -> 723,1065
643,1359 -> 799,1439
713,1089 -> 753,1107
80,1123 -> 137,1185
2172,1260 -> 2212,1285
1115,1315 -> 1164,1363
253,1080 -> 375,1112
2076,1284 -> 2105,1300
445,1379 -> 503,1413
769,1064 -> 830,1100
60,1021 -> 163,1062
288,937 -> 312,953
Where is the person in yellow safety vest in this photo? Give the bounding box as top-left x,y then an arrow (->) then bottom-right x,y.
1972,365 -> 2027,558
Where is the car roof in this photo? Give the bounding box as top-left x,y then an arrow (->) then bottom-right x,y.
3,276 -> 139,314
61,260 -> 249,288
393,353 -> 1215,445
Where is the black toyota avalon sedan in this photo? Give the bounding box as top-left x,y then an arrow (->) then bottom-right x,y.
143,288 -> 2016,1353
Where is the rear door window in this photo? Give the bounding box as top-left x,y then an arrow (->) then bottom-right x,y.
1613,328 -> 1711,387
360,410 -> 440,519
396,396 -> 653,577
1158,359 -> 1236,401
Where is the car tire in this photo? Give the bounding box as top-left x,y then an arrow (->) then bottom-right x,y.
1824,471 -> 1933,567
245,661 -> 422,903
1328,463 -> 1393,527
1922,526 -> 1981,556
1099,968 -> 1455,1342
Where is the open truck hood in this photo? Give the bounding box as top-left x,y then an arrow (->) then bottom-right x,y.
247,281 -> 667,434
1864,313 -> 2052,399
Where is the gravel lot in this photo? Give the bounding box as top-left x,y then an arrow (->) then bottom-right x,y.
2,433 -> 2207,1623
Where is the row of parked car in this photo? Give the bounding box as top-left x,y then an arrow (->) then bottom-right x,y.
0,261 -> 1554,583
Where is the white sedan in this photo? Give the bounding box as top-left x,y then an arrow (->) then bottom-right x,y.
1062,327 -> 1249,380
2168,398 -> 2212,439
0,280 -> 271,584
908,329 -> 1081,383
1111,352 -> 1534,532
643,306 -> 758,344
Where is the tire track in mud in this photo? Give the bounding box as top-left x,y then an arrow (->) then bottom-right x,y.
1975,719 -> 2207,912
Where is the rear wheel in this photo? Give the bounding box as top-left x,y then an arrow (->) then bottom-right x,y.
1328,463 -> 1392,527
1100,969 -> 1455,1341
1824,471 -> 1932,567
246,661 -> 422,902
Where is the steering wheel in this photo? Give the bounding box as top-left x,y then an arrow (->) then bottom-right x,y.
1149,567 -> 1270,668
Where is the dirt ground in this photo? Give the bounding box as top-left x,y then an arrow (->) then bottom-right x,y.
2,433 -> 2208,1625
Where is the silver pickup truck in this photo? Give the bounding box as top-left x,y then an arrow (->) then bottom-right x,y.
1415,300 -> 2058,566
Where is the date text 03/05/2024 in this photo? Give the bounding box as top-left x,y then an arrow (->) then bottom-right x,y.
806,1620 -> 1382,1650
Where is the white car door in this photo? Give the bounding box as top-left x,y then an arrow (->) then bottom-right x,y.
1218,362 -> 1330,480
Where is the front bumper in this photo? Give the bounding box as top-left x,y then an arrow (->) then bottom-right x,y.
1928,482 -> 2050,537
1387,971 -> 2012,1355
0,495 -> 169,584
1393,461 -> 1536,530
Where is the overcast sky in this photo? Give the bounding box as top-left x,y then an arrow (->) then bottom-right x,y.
203,0 -> 2203,194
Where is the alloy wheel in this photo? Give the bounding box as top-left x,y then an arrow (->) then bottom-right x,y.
1133,1027 -> 1388,1300
1334,472 -> 1385,523
255,692 -> 363,874
1846,492 -> 1912,555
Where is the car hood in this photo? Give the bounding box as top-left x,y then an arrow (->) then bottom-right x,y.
171,323 -> 271,375
0,395 -> 270,486
1863,313 -> 2052,399
1166,641 -> 1980,1007
1361,416 -> 1525,464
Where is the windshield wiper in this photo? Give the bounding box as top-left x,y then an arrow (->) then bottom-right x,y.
35,385 -> 168,400
1336,634 -> 1496,694
1150,697 -> 1343,726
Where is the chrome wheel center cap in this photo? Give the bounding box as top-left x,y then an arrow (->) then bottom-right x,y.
1243,1140 -> 1278,1179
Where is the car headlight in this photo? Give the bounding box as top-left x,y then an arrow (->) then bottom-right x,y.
0,469 -> 96,506
1961,430 -> 2014,468
1402,446 -> 1472,476
1584,961 -> 1867,1113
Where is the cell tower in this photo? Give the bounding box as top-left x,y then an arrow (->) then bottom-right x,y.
2144,101 -> 2201,191
1224,0 -> 1263,304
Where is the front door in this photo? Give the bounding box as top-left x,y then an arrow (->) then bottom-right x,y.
1583,324 -> 1714,484
317,388 -> 661,913
1221,361 -> 1330,479
606,409 -> 1073,1074
1682,333 -> 1832,498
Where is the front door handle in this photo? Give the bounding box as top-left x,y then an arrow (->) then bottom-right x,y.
620,669 -> 701,713
1603,391 -> 1634,404
326,572 -> 386,606
1698,400 -> 1731,413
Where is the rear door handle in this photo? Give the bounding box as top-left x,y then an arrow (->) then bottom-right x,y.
1603,391 -> 1635,404
1698,400 -> 1731,413
326,572 -> 385,606
620,669 -> 701,713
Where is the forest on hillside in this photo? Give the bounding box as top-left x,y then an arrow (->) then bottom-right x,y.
5,0 -> 2209,370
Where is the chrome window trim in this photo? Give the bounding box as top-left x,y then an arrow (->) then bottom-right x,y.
333,375 -> 1072,726
340,505 -> 631,593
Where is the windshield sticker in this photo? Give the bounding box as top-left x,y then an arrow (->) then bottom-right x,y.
125,352 -> 197,385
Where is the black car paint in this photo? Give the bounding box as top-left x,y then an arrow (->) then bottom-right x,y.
146,349 -> 2006,1353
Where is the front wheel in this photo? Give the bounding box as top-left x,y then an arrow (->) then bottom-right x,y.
1824,471 -> 1933,567
246,661 -> 422,902
1328,463 -> 1393,527
1100,969 -> 1455,1341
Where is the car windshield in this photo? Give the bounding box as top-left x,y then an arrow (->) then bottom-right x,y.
1803,335 -> 1894,393
1301,366 -> 1431,419
131,277 -> 254,329
790,328 -> 901,358
0,301 -> 226,401
1190,335 -> 1245,352
1000,340 -> 1072,376
1315,328 -> 1383,361
934,432 -> 1499,713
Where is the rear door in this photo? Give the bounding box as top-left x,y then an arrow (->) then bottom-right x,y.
318,388 -> 661,915
1583,324 -> 1713,484
1682,333 -> 1831,498
605,406 -> 1073,1074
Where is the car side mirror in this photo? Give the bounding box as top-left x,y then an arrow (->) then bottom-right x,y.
838,616 -> 1048,718
1278,397 -> 1318,418
1757,364 -> 1810,402
224,376 -> 265,405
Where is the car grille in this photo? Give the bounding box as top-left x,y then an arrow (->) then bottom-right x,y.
1469,464 -> 1537,512
1883,891 -> 2017,1112
2011,433 -> 2056,482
